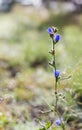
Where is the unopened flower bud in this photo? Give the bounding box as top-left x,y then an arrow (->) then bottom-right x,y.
54,34 -> 61,43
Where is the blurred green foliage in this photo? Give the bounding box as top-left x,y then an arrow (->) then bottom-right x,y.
0,6 -> 82,130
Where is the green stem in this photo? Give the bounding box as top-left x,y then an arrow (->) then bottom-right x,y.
52,40 -> 58,110
52,40 -> 65,130
52,40 -> 56,71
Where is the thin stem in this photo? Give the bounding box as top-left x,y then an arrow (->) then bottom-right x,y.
52,40 -> 58,110
39,109 -> 53,114
52,40 -> 65,130
52,40 -> 56,71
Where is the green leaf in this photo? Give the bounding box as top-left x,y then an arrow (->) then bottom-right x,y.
39,127 -> 46,130
39,121 -> 51,130
45,121 -> 51,129
52,128 -> 56,130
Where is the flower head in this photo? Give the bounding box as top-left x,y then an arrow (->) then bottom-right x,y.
55,119 -> 62,126
54,70 -> 60,77
47,27 -> 54,34
54,34 -> 61,43
47,27 -> 55,38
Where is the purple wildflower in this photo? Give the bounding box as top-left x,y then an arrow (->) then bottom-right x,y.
55,119 -> 62,126
54,34 -> 61,43
47,27 -> 54,35
54,70 -> 60,77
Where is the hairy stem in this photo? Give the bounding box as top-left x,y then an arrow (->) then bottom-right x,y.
52,40 -> 58,110
52,40 -> 65,130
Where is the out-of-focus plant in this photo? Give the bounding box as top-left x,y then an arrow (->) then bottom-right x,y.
0,112 -> 10,130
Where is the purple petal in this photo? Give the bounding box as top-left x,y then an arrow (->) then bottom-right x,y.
54,34 -> 61,42
47,27 -> 54,34
54,70 -> 60,77
55,119 -> 61,126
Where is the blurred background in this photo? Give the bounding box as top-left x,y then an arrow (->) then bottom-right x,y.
0,0 -> 82,130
